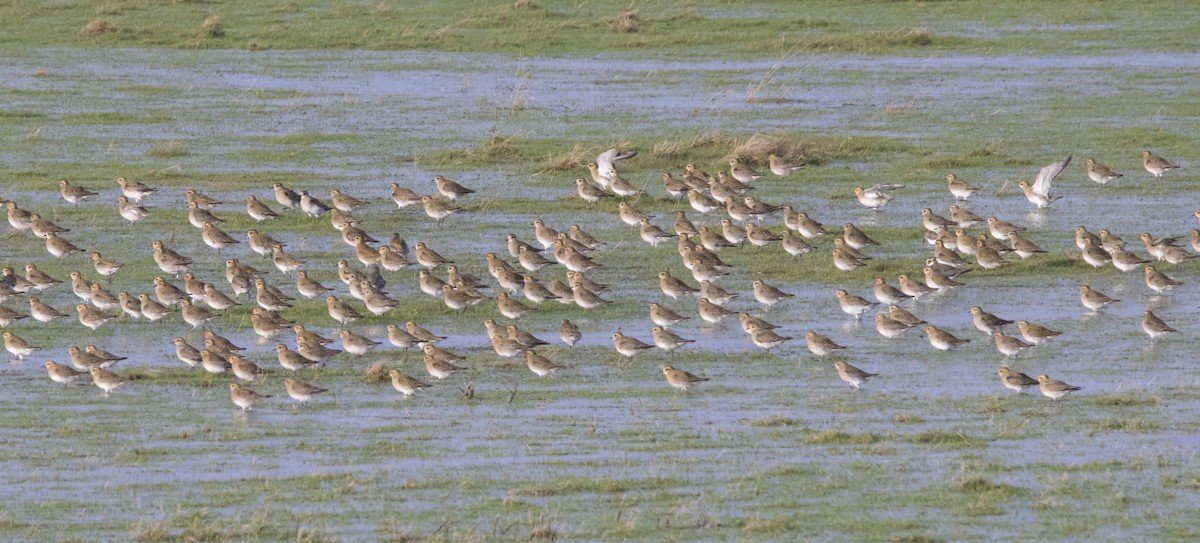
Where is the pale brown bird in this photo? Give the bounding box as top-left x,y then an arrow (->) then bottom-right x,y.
767,153 -> 805,177
284,378 -> 329,404
1085,159 -> 1122,184
59,179 -> 98,206
230,383 -> 271,410
245,195 -> 280,221
45,360 -> 87,384
433,175 -> 475,200
420,196 -> 461,224
835,361 -> 876,389
1038,374 -> 1081,400
389,183 -> 422,208
1142,150 -> 1180,178
389,369 -> 433,396
116,176 -> 157,202
662,365 -> 709,391
997,367 -> 1038,393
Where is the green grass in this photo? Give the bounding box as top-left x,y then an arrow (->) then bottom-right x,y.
804,430 -> 879,444
275,132 -> 367,145
520,132 -> 918,175
62,112 -> 173,125
145,140 -> 189,157
0,110 -> 47,120
748,415 -> 805,427
919,146 -> 1037,170
0,1 -> 971,55
1088,417 -> 1163,434
1088,392 -> 1161,407
516,476 -> 676,497
4,0 -> 1199,56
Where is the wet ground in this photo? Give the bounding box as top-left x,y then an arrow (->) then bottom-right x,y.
0,45 -> 1198,540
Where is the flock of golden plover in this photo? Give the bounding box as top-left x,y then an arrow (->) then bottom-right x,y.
16,146 -> 1190,408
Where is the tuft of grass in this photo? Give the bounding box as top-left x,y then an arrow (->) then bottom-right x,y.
365,360 -> 389,383
0,514 -> 26,531
794,28 -> 957,54
538,143 -> 591,172
277,132 -> 362,145
608,10 -> 640,33
528,522 -> 557,541
892,412 -> 925,424
958,476 -> 1021,495
129,521 -> 169,542
147,140 -> 189,158
951,476 -> 1027,517
920,146 -> 1034,169
651,131 -> 728,162
1089,392 -> 1160,407
509,69 -> 530,111
418,134 -> 543,167
749,416 -> 805,427
378,527 -> 424,543
908,431 -> 982,448
650,131 -> 913,170
803,430 -> 878,444
81,18 -> 116,36
726,133 -> 808,164
516,476 -> 674,496
371,2 -> 392,16
1089,418 -> 1162,434
201,15 -> 225,38
798,134 -> 917,165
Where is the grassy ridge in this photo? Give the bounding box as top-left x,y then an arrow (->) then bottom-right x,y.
0,1 -> 1195,55
2,1 -> 959,54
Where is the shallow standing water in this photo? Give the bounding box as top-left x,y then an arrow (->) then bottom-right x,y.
0,43 -> 1198,541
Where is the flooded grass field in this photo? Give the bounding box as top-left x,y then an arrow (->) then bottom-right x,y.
2,1 -> 1200,541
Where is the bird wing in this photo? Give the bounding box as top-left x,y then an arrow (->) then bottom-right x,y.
1032,155 -> 1071,197
596,148 -> 637,179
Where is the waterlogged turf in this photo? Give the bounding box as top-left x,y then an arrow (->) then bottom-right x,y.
1,2 -> 1200,541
